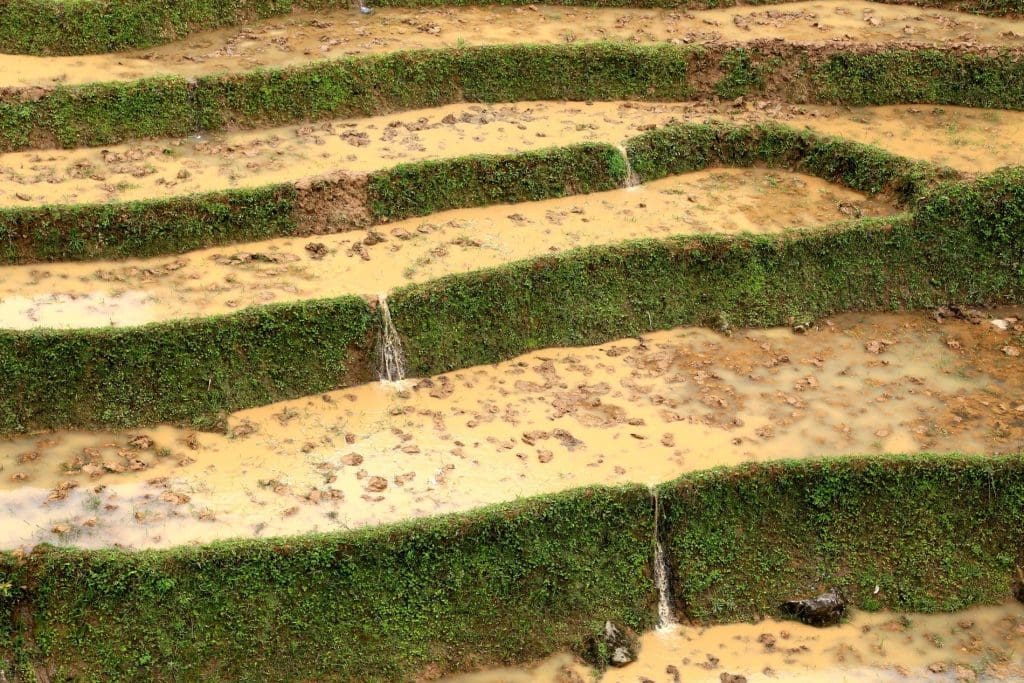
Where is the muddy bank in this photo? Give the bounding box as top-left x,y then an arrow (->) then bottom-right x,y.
443,602 -> 1024,682
3,1 -> 1024,88
1,310 -> 1019,550
0,168 -> 895,330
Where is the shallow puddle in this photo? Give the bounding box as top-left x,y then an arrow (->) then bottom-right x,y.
3,1 -> 1024,88
443,603 -> 1024,682
0,168 -> 895,330
1,101 -> 1019,209
0,310 -> 1020,550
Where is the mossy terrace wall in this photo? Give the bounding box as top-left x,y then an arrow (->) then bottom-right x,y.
3,42 -> 1024,153
0,455 -> 1021,680
1,5 -> 1023,681
1,0 -> 1020,56
3,119 -> 1020,434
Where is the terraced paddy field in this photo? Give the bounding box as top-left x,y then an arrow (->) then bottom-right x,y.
2,309 -> 1021,550
0,169 -> 899,328
1,0 -> 1024,679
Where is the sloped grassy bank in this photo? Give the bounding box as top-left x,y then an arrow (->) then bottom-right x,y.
0,486 -> 658,682
659,455 -> 1024,623
0,143 -> 624,264
2,122 -> 1021,434
2,0 -> 1019,57
3,42 -> 1024,152
1,455 -> 1021,681
0,297 -> 376,432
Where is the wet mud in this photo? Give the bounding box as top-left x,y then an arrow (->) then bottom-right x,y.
0,310 -> 1020,550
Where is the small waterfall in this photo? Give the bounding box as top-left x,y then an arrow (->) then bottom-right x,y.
618,145 -> 641,190
377,294 -> 406,382
650,485 -> 677,630
653,541 -> 676,630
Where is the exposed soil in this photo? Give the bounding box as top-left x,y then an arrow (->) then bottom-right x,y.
0,310 -> 1020,550
0,168 -> 896,330
3,1 -> 1024,89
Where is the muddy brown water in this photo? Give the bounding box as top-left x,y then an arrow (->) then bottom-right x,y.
1,101 -> 1022,209
441,603 -> 1024,682
0,168 -> 896,330
0,310 -> 1020,550
3,1 -> 1024,89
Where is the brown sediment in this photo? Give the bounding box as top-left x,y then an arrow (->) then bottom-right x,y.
1,1 -> 1023,89
0,168 -> 897,330
442,602 -> 1024,682
0,310 -> 1020,551
293,170 -> 373,234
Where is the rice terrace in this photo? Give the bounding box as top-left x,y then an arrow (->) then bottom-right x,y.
1,0 -> 1024,679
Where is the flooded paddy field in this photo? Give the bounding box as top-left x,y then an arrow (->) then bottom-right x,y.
2,0 -> 1024,676
0,309 -> 1020,550
0,168 -> 896,330
446,602 -> 1024,682
1,101 -> 1021,208
2,0 -> 1024,89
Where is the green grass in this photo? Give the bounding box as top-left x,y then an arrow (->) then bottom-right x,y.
3,123 -> 1022,434
2,455 -> 1021,680
4,44 -> 1024,152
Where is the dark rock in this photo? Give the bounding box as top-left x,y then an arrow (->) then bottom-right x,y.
781,587 -> 846,627
578,620 -> 639,670
305,242 -> 328,259
720,674 -> 748,683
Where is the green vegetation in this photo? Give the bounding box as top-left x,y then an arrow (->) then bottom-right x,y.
0,184 -> 296,263
658,454 -> 1024,620
0,0 -> 1022,679
0,297 -> 374,432
391,123 -> 1019,375
1,455 -> 1020,679
0,486 -> 655,681
626,121 -> 956,201
3,121 -> 1022,432
368,143 -> 626,220
4,43 -> 1024,152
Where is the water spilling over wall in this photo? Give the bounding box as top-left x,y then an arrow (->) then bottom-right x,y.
619,145 -> 641,189
378,293 -> 406,382
653,542 -> 676,630
651,486 -> 676,629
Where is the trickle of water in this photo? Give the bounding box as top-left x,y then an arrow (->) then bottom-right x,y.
618,145 -> 641,189
378,293 -> 407,382
650,485 -> 677,630
653,541 -> 676,630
